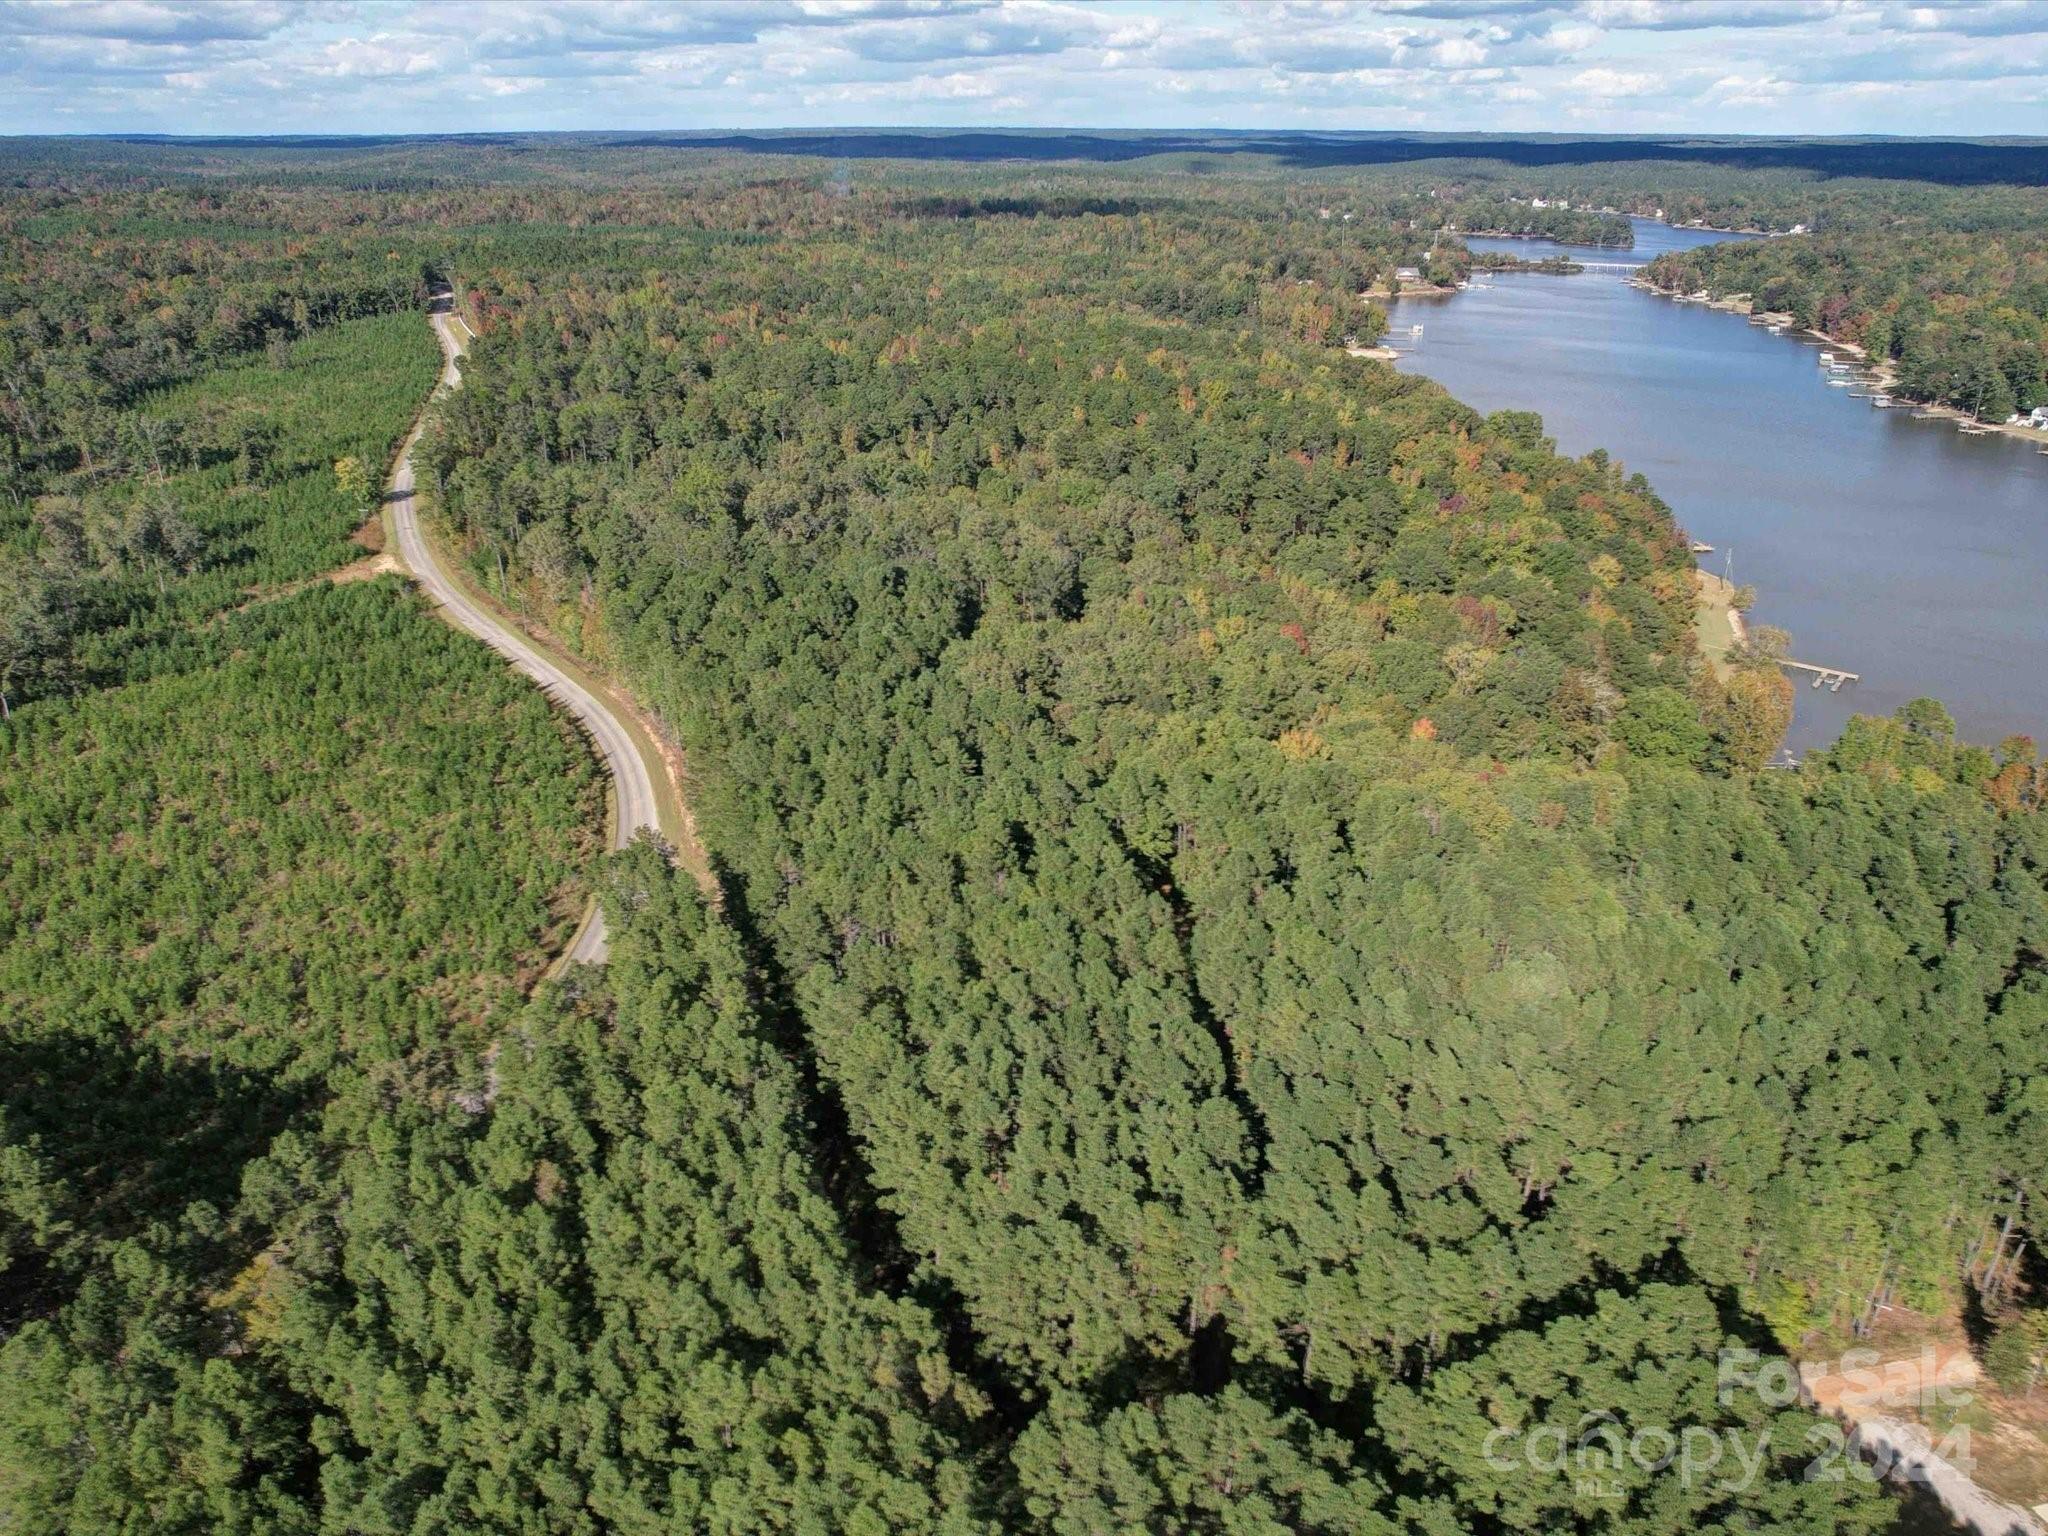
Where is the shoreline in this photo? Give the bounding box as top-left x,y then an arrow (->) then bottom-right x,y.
1452,228 -> 1633,251
1393,217 -> 2046,762
1362,280 -> 1459,300
1693,568 -> 1746,681
1860,348 -> 2048,444
1806,334 -> 2048,446
1470,257 -> 1588,278
1631,279 -> 2048,447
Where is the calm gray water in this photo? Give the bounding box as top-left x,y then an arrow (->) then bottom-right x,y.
1388,217 -> 2048,754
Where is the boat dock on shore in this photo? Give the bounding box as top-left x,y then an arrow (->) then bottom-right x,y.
1783,660 -> 1859,691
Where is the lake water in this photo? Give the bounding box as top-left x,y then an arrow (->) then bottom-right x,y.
1387,217 -> 2048,754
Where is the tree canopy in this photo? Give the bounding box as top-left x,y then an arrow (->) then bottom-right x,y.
4,138 -> 2045,1535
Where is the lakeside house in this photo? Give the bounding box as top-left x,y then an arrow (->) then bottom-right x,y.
2006,406 -> 2048,429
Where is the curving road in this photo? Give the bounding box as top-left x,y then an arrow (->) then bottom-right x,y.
1852,1417 -> 2045,1536
388,290 -> 659,964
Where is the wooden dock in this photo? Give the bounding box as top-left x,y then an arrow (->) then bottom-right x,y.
1782,660 -> 1859,691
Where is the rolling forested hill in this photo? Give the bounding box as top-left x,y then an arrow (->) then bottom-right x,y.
2,139 -> 2045,1535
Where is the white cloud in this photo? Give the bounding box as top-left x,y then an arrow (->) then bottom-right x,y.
1583,0 -> 1846,30
1884,0 -> 2048,36
0,1 -> 299,43
0,0 -> 2042,134
1706,70 -> 1794,107
1429,34 -> 1490,65
1570,64 -> 1662,96
315,35 -> 437,79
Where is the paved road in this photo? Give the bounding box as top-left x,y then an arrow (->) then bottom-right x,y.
389,291 -> 659,964
1806,1353 -> 2044,1536
1853,1417 -> 2044,1536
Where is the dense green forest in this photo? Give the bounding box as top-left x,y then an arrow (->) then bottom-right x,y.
4,138 -> 2047,1533
1439,194 -> 1631,248
0,177 -> 608,1533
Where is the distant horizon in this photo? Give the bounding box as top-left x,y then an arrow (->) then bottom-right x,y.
16,127 -> 2048,146
15,124 -> 2045,188
3,1 -> 2043,139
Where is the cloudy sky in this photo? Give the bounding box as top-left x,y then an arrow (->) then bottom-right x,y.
2,0 -> 2044,138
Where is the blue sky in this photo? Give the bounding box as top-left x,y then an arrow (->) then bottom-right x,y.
2,0 -> 2044,137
